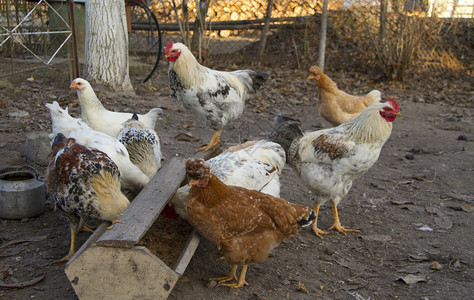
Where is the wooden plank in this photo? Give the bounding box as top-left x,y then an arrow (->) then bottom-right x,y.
97,157 -> 187,248
65,246 -> 179,300
172,230 -> 201,276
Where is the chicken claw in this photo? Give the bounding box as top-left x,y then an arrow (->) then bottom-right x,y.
311,224 -> 330,238
329,222 -> 360,234
195,130 -> 223,153
329,202 -> 359,234
219,265 -> 249,288
107,219 -> 123,230
311,204 -> 330,238
79,223 -> 96,232
211,265 -> 237,283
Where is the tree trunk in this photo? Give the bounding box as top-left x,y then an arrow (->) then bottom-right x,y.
84,0 -> 134,93
259,0 -> 273,57
317,0 -> 329,72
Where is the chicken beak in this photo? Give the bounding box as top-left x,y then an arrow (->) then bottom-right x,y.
307,74 -> 315,80
163,55 -> 169,60
70,82 -> 76,89
394,112 -> 402,118
188,178 -> 199,186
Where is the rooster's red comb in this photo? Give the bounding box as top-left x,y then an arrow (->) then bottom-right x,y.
165,42 -> 174,55
387,97 -> 400,112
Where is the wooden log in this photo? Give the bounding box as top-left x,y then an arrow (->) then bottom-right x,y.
97,157 -> 187,248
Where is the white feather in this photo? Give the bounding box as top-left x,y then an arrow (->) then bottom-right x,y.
46,101 -> 150,193
71,78 -> 163,137
170,140 -> 285,219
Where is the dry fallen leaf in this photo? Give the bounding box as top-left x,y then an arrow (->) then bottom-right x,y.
397,274 -> 427,284
391,199 -> 415,205
360,235 -> 393,242
296,282 -> 308,293
0,262 -> 12,280
175,133 -> 200,142
461,203 -> 472,212
434,215 -> 453,229
431,261 -> 443,270
253,104 -> 267,113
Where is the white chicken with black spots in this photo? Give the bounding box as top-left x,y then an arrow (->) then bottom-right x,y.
164,42 -> 269,152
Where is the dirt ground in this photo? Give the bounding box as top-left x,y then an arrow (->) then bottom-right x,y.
0,53 -> 472,300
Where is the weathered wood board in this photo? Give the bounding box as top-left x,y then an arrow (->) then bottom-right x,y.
97,157 -> 187,248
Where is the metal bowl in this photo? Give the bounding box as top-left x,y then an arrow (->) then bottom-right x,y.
0,165 -> 46,219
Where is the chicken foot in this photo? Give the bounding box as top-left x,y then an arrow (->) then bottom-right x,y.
195,129 -> 223,153
210,264 -> 238,284
328,202 -> 360,234
311,204 -> 330,238
219,265 -> 249,288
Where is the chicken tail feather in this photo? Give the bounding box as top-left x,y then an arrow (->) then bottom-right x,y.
249,71 -> 270,92
298,210 -> 316,228
266,114 -> 303,162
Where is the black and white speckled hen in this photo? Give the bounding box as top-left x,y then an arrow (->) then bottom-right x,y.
184,158 -> 316,288
164,42 -> 269,152
117,112 -> 162,178
46,133 -> 130,262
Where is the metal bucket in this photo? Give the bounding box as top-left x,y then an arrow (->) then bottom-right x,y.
0,166 -> 46,219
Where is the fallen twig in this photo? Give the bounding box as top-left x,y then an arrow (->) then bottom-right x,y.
0,273 -> 44,288
419,170 -> 437,183
0,235 -> 48,250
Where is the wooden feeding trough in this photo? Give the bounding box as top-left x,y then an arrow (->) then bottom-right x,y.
64,157 -> 200,299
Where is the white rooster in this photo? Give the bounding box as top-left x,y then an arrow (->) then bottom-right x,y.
164,42 -> 269,152
117,112 -> 162,178
70,78 -> 163,137
170,139 -> 286,219
45,101 -> 150,196
267,98 -> 401,237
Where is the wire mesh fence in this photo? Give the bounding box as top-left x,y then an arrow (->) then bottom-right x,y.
0,0 -> 75,77
1,0 -> 472,80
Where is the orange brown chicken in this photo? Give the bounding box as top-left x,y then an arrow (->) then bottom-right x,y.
184,158 -> 316,288
308,65 -> 381,126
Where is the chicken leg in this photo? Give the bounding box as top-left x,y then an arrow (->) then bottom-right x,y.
328,202 -> 360,234
311,204 -> 330,238
56,226 -> 77,263
195,129 -> 223,153
211,264 -> 238,284
220,265 -> 249,288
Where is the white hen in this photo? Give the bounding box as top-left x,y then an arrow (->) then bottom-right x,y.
170,139 -> 286,219
45,101 -> 150,195
70,78 -> 163,137
267,98 -> 401,237
117,112 -> 162,178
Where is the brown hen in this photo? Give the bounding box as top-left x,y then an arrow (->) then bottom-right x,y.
308,66 -> 381,126
184,158 -> 315,288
